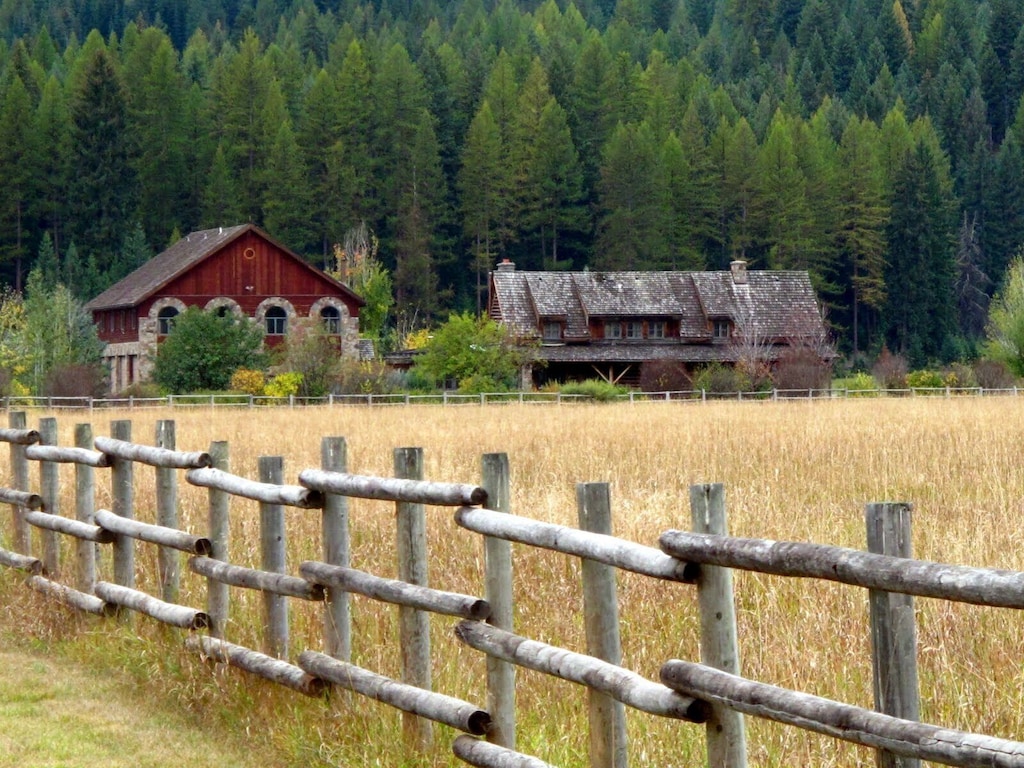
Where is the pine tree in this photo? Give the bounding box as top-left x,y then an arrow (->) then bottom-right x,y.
68,46 -> 137,285
837,116 -> 889,353
883,137 -> 957,364
459,102 -> 510,314
757,110 -> 812,271
125,31 -> 190,248
261,120 -> 314,254
34,76 -> 71,259
595,121 -> 670,270
0,74 -> 39,291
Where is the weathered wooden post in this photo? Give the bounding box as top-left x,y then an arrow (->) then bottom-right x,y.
8,411 -> 32,555
110,420 -> 135,592
866,502 -> 920,768
394,446 -> 432,748
74,424 -> 97,592
206,440 -> 230,638
259,455 -> 288,659
155,420 -> 178,602
577,482 -> 627,768
690,483 -> 747,768
321,436 -> 350,660
38,417 -> 60,575
482,452 -> 515,749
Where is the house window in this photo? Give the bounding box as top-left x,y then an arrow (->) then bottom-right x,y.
626,321 -> 643,339
265,306 -> 288,336
713,319 -> 731,339
605,320 -> 622,340
321,306 -> 341,334
649,320 -> 666,339
542,321 -> 562,341
157,307 -> 179,336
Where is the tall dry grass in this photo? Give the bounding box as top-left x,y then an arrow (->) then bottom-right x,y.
2,398 -> 1024,766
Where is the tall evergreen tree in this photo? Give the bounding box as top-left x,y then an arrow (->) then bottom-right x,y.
595,121 -> 669,270
836,116 -> 889,353
0,74 -> 39,291
459,102 -> 511,314
68,46 -> 137,285
883,138 -> 957,364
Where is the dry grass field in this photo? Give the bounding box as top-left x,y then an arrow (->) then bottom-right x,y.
2,397 -> 1024,767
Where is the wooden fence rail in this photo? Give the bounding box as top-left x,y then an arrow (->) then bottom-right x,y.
1,412 -> 1024,768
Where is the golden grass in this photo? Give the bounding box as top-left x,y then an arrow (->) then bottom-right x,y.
3,398 -> 1024,767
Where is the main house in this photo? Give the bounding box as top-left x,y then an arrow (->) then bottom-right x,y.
85,224 -> 364,392
488,259 -> 830,387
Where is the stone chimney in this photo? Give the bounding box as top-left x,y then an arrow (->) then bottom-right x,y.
730,259 -> 748,285
496,258 -> 516,272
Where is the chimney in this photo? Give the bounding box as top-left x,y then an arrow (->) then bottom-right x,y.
496,258 -> 516,272
730,260 -> 748,285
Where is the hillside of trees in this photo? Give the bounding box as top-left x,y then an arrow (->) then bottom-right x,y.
1,0 -> 1023,366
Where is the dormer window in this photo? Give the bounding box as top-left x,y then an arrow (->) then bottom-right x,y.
649,320 -> 666,339
626,321 -> 643,339
605,320 -> 622,339
542,321 -> 562,341
713,319 -> 731,339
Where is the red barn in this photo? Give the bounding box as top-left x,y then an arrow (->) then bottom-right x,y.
85,224 -> 364,392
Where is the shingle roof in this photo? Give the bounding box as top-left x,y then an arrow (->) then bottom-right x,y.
490,266 -> 826,342
84,224 -> 363,311
85,225 -> 250,311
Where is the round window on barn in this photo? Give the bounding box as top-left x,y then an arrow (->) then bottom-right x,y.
321,305 -> 341,334
157,306 -> 179,336
265,306 -> 288,336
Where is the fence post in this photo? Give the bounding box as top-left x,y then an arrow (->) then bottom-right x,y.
206,440 -> 230,638
110,420 -> 134,593
74,424 -> 96,592
259,455 -> 288,658
866,502 -> 920,768
155,420 -> 179,602
38,417 -> 61,576
321,436 -> 350,660
9,411 -> 30,555
690,483 -> 748,768
394,446 -> 432,748
577,482 -> 628,768
482,453 -> 515,749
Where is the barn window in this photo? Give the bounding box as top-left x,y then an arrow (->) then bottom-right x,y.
265,306 -> 288,335
626,321 -> 643,339
605,320 -> 621,339
321,306 -> 341,334
713,319 -> 731,339
157,307 -> 179,336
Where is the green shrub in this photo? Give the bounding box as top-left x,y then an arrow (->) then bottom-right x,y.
559,379 -> 629,401
832,372 -> 878,395
692,363 -> 749,394
264,372 -> 303,398
906,369 -> 945,389
229,368 -> 266,396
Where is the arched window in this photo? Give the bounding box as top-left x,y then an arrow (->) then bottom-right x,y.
157,306 -> 179,336
321,305 -> 341,334
265,306 -> 288,335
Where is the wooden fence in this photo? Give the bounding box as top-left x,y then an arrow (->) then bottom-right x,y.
3,384 -> 1024,411
1,412 -> 1024,767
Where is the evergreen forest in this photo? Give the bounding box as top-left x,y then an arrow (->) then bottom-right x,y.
1,0 -> 1023,365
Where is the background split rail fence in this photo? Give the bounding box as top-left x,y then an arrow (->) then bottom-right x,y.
1,412 -> 1023,766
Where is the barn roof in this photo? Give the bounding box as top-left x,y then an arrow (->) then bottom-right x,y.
489,264 -> 826,342
84,224 -> 364,311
